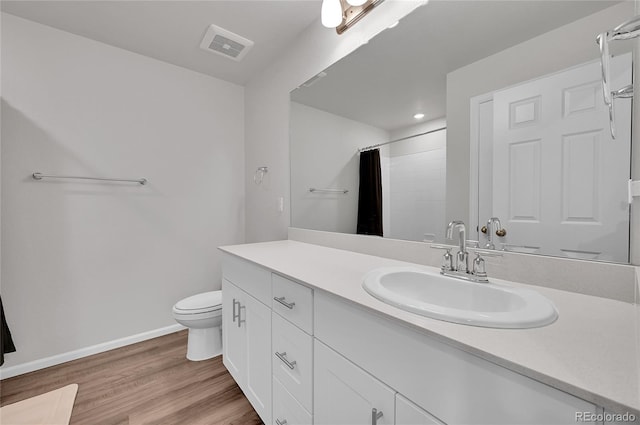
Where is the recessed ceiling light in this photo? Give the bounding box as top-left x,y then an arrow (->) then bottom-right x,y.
388,21 -> 400,29
413,113 -> 425,120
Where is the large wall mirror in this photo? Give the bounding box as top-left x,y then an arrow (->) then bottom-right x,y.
290,0 -> 635,263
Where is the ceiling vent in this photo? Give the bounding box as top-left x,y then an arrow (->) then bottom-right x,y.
200,24 -> 254,62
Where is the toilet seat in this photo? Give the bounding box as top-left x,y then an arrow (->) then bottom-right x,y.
173,291 -> 222,315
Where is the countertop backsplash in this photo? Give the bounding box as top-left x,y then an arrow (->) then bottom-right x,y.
288,227 -> 637,304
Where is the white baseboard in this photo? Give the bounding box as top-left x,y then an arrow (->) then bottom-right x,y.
0,324 -> 186,380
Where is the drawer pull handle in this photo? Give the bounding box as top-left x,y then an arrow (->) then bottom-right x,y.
274,296 -> 296,309
276,420 -> 287,425
232,298 -> 239,323
238,305 -> 245,328
372,408 -> 383,425
275,351 -> 297,369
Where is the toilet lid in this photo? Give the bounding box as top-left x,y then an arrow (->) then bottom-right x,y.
174,291 -> 222,312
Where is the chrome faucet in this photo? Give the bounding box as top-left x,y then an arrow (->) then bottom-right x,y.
438,220 -> 496,283
446,220 -> 468,273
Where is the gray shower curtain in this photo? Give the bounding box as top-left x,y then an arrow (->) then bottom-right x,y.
357,149 -> 383,237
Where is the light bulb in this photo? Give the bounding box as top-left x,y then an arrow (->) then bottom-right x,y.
413,113 -> 425,120
347,0 -> 367,6
321,0 -> 343,28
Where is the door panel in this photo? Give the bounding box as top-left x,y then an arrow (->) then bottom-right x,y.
492,54 -> 631,261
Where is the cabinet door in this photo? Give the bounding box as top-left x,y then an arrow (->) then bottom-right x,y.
222,279 -> 245,385
244,292 -> 272,424
315,340 -> 395,425
396,394 -> 445,425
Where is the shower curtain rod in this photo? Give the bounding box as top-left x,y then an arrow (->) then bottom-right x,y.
357,126 -> 447,153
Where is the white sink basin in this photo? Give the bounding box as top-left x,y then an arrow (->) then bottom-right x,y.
362,267 -> 557,329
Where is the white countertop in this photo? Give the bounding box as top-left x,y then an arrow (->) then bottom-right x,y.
219,240 -> 640,415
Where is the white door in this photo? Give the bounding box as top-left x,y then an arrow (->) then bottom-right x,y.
492,54 -> 631,261
314,340 -> 395,425
222,279 -> 245,384
243,292 -> 272,424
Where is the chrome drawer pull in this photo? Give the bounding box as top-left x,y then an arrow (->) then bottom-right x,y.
274,296 -> 296,309
275,419 -> 287,425
372,408 -> 383,425
238,305 -> 245,328
232,298 -> 239,323
275,351 -> 297,369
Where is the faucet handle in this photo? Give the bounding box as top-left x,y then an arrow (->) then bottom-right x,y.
441,249 -> 453,272
472,252 -> 488,281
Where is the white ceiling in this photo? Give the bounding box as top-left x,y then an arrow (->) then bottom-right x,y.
291,1 -> 621,131
1,0 -> 323,85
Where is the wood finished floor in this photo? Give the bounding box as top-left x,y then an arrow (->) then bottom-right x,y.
0,330 -> 263,425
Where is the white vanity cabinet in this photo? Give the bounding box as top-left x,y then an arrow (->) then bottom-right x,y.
222,257 -> 272,424
221,252 -> 612,425
222,254 -> 314,425
314,291 -> 597,425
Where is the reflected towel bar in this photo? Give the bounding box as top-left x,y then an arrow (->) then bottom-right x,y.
32,172 -> 147,185
309,188 -> 348,194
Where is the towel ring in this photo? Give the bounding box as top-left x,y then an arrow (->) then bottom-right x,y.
254,167 -> 268,185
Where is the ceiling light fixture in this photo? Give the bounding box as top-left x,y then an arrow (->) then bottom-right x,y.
321,0 -> 343,28
414,113 -> 425,120
388,21 -> 400,29
321,0 -> 383,34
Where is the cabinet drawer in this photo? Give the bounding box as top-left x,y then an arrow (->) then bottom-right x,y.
272,273 -> 313,334
222,254 -> 271,306
273,377 -> 312,425
272,313 -> 313,412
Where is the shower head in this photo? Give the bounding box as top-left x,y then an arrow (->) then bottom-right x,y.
610,15 -> 640,41
595,15 -> 639,141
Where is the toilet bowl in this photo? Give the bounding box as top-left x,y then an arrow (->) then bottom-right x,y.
172,290 -> 222,361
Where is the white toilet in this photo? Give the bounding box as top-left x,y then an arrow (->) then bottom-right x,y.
172,290 -> 222,361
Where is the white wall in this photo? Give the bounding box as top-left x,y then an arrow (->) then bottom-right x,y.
290,102 -> 388,234
386,128 -> 446,242
244,0 -> 425,242
445,2 -> 634,227
1,13 -> 244,368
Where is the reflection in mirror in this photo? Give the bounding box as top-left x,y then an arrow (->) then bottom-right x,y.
290,0 -> 635,263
